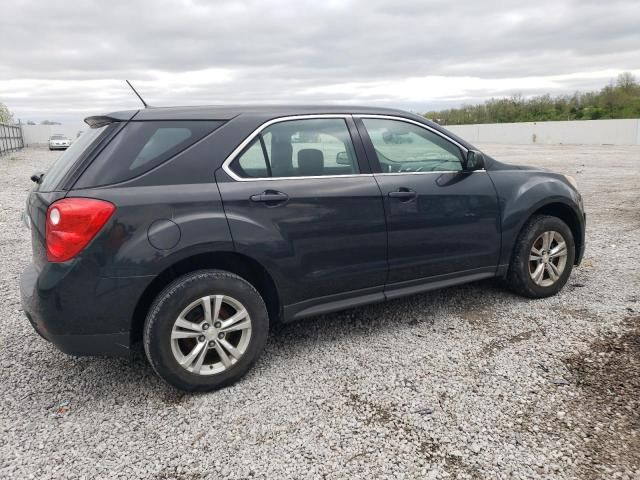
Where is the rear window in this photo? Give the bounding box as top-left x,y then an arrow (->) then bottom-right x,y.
74,121 -> 221,188
39,126 -> 109,191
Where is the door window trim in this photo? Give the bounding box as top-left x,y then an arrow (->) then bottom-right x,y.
355,115 -> 486,175
221,114 -> 371,182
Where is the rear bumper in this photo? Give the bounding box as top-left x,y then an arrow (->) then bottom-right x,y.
24,311 -> 131,357
20,261 -> 151,358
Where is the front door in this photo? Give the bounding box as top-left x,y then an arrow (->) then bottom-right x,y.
356,116 -> 501,286
216,116 -> 388,315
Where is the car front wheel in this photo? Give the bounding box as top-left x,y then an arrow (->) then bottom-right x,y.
506,215 -> 576,298
143,270 -> 269,392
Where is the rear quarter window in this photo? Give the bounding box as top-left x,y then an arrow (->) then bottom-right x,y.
74,121 -> 222,188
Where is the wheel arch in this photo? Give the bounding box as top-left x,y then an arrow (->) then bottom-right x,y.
130,251 -> 280,344
532,202 -> 583,262
512,200 -> 584,267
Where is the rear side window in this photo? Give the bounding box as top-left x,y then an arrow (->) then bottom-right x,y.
75,121 -> 221,188
39,125 -> 109,192
230,118 -> 359,179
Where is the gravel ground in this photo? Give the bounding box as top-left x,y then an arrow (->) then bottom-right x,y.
1,144 -> 639,480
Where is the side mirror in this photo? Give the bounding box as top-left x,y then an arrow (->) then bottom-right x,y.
336,151 -> 351,165
464,150 -> 485,171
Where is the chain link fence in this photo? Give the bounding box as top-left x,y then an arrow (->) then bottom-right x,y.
0,123 -> 24,156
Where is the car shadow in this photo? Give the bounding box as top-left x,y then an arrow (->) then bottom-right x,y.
27,279 -> 528,403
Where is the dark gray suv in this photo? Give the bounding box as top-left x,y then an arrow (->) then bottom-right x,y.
21,105 -> 585,391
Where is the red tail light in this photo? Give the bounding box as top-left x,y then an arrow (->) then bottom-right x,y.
46,198 -> 115,262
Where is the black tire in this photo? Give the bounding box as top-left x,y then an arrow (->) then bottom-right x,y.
143,270 -> 269,392
506,215 -> 575,298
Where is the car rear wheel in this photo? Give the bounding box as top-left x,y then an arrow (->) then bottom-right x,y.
506,215 -> 576,298
143,270 -> 269,392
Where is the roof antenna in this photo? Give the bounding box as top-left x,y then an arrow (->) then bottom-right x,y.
125,80 -> 149,108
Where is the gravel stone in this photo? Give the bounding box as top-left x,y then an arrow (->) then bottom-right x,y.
0,144 -> 639,479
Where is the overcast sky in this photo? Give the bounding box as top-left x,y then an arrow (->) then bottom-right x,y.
1,0 -> 639,124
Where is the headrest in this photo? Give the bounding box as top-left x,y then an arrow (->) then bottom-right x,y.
270,138 -> 293,177
297,149 -> 324,176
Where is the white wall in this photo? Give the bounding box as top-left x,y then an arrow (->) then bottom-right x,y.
21,123 -> 87,146
19,118 -> 640,147
445,119 -> 640,145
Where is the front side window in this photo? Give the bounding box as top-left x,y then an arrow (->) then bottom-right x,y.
231,118 -> 359,178
362,118 -> 463,173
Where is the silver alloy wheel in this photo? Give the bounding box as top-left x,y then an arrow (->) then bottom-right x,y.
528,230 -> 568,287
170,295 -> 252,375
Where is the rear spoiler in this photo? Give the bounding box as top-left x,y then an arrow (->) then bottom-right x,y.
84,110 -> 139,128
84,115 -> 121,128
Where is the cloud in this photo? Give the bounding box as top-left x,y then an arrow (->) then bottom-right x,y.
1,0 -> 639,122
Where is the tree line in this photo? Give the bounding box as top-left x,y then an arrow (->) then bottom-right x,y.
0,103 -> 62,126
3,72 -> 639,126
425,72 -> 640,125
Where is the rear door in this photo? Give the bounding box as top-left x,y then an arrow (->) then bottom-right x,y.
215,115 -> 388,318
356,116 -> 501,287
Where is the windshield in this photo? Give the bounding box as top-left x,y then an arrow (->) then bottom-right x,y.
50,135 -> 66,139
39,126 -> 108,191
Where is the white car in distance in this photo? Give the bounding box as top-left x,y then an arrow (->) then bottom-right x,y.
48,134 -> 71,150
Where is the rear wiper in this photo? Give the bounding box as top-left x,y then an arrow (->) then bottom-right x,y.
30,172 -> 44,184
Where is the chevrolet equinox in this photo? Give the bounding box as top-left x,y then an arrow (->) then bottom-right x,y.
21,106 -> 586,391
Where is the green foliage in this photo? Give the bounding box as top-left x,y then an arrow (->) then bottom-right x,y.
425,73 -> 640,125
0,102 -> 14,124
